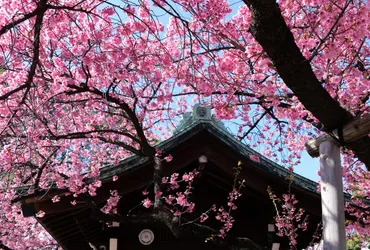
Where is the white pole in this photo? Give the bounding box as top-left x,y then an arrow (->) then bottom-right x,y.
319,140 -> 346,250
109,222 -> 120,250
109,239 -> 117,250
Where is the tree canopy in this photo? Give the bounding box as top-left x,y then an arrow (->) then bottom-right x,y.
0,0 -> 369,248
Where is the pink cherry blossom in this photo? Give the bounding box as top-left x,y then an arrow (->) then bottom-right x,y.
101,190 -> 121,214
0,0 -> 369,247
249,154 -> 261,163
164,154 -> 173,162
200,213 -> 209,223
51,196 -> 61,203
36,211 -> 45,218
142,198 -> 153,208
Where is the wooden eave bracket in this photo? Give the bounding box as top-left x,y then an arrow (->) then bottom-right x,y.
305,113 -> 370,157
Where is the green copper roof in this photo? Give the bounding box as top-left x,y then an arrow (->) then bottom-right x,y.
173,104 -> 227,134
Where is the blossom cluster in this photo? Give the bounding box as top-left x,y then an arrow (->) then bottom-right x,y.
268,187 -> 309,248
101,190 -> 121,214
0,0 -> 369,247
141,169 -> 198,216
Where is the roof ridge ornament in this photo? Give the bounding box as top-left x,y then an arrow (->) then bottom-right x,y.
174,104 -> 227,134
193,104 -> 212,120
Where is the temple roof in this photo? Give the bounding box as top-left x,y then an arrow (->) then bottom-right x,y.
100,105 -> 318,194
15,105 -> 319,201
15,105 -> 326,250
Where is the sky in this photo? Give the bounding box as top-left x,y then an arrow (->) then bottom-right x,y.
295,152 -> 320,181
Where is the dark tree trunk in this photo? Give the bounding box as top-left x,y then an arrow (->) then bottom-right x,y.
244,0 -> 370,169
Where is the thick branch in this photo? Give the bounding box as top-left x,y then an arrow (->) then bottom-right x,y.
245,0 -> 370,169
247,0 -> 352,130
49,129 -> 141,144
66,84 -> 155,156
153,156 -> 163,209
0,242 -> 12,250
0,0 -> 47,101
0,84 -> 30,101
0,9 -> 39,37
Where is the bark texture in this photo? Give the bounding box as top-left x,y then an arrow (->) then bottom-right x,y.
245,0 -> 370,169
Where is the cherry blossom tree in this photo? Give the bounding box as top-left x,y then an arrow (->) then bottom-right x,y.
0,0 -> 369,248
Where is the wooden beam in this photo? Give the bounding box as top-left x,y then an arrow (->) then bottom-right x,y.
305,114 -> 370,157
319,140 -> 346,250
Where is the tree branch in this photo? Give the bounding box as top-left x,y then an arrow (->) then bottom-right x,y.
244,0 -> 370,169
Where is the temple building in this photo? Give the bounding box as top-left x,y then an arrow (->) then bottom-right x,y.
17,105 -> 324,250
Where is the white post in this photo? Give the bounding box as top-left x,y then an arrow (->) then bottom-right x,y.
109,222 -> 119,250
109,239 -> 117,250
319,140 -> 346,250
